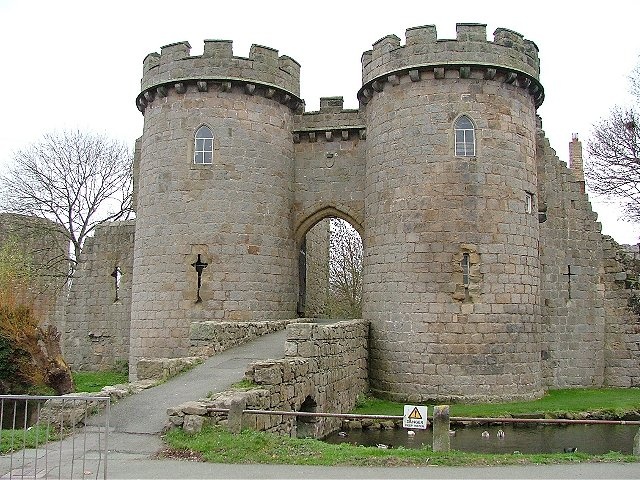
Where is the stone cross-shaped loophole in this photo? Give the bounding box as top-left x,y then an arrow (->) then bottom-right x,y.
191,254 -> 208,303
110,266 -> 122,302
562,264 -> 576,299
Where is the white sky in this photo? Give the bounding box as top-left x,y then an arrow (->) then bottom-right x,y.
0,0 -> 639,244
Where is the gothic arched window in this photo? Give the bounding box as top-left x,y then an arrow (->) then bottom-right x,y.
194,125 -> 214,164
454,115 -> 476,157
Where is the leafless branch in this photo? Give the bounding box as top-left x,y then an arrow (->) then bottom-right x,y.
0,130 -> 133,273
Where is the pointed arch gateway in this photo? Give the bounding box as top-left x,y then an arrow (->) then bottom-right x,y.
295,206 -> 363,245
295,206 -> 364,319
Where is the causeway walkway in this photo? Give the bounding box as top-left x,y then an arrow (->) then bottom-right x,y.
88,328 -> 287,434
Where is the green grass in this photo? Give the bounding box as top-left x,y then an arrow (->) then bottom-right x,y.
72,370 -> 128,393
231,379 -> 260,390
0,424 -> 61,454
354,388 -> 640,418
163,426 -> 636,467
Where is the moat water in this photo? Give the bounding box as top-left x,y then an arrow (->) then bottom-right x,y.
324,423 -> 638,454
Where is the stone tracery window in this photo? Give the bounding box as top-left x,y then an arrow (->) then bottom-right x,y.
194,125 -> 214,164
454,115 -> 476,157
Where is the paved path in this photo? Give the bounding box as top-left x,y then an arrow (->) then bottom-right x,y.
88,328 -> 287,434
1,329 -> 287,478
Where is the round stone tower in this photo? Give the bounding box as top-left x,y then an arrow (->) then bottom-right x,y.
131,40 -> 302,377
359,24 -> 544,402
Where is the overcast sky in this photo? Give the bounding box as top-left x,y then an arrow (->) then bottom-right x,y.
0,0 -> 638,244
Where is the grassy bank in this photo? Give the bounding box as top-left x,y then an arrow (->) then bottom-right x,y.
162,388 -> 640,466
72,370 -> 128,393
354,388 -> 640,419
163,426 -> 636,467
0,424 -> 60,454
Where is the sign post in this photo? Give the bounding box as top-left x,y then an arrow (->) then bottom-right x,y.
403,405 -> 428,430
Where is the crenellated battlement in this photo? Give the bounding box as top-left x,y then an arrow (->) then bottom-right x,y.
359,23 -> 543,107
293,97 -> 366,144
137,39 -> 301,113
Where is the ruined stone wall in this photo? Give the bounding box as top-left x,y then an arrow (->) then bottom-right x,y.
602,239 -> 640,387
168,319 -> 369,438
188,320 -> 291,357
0,213 -> 68,316
536,132 -> 606,387
58,221 -> 134,371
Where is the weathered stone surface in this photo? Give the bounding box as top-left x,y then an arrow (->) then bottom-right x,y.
432,405 -> 451,452
181,401 -> 208,415
39,21 -> 640,404
183,415 -> 205,434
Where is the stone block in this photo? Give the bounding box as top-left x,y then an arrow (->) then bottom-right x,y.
183,414 -> 205,434
253,364 -> 283,385
432,405 -> 450,452
181,401 -> 208,415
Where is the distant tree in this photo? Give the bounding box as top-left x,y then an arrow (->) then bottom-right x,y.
586,63 -> 640,223
327,218 -> 363,318
0,130 -> 133,272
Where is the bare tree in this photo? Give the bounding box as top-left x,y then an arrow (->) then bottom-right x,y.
586,64 -> 640,223
327,218 -> 363,318
0,130 -> 133,271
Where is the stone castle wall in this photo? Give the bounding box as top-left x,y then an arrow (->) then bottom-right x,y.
0,213 -> 68,317
168,319 -> 369,438
362,23 -> 542,402
536,132 -> 606,387
292,97 -> 366,236
57,221 -> 134,371
131,40 -> 301,377
536,129 -> 640,388
303,219 -> 330,317
602,240 -> 640,387
51,22 -> 640,402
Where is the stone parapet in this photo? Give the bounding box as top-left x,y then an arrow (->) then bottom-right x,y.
189,320 -> 291,357
136,357 -> 202,382
359,23 -> 542,107
168,319 -> 369,438
293,97 -> 366,143
137,40 -> 301,113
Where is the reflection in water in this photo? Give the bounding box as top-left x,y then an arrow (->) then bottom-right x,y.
324,424 -> 637,454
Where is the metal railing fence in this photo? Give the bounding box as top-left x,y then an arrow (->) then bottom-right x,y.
0,395 -> 110,480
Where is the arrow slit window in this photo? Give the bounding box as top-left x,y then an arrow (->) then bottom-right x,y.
461,253 -> 470,287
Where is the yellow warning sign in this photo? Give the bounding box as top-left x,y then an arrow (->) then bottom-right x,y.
408,407 -> 422,420
403,405 -> 428,429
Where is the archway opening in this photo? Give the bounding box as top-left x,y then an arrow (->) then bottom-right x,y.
297,217 -> 363,319
296,395 -> 318,438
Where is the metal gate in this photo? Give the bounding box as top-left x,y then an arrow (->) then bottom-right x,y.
0,395 -> 110,479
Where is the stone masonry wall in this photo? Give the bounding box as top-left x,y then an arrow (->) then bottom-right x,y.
536,131 -> 606,387
602,239 -> 640,387
292,97 -> 366,238
363,23 -> 542,402
58,221 -> 134,371
302,220 -> 330,317
188,320 -> 291,357
167,319 -> 369,438
131,71 -> 298,378
0,213 -> 68,319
